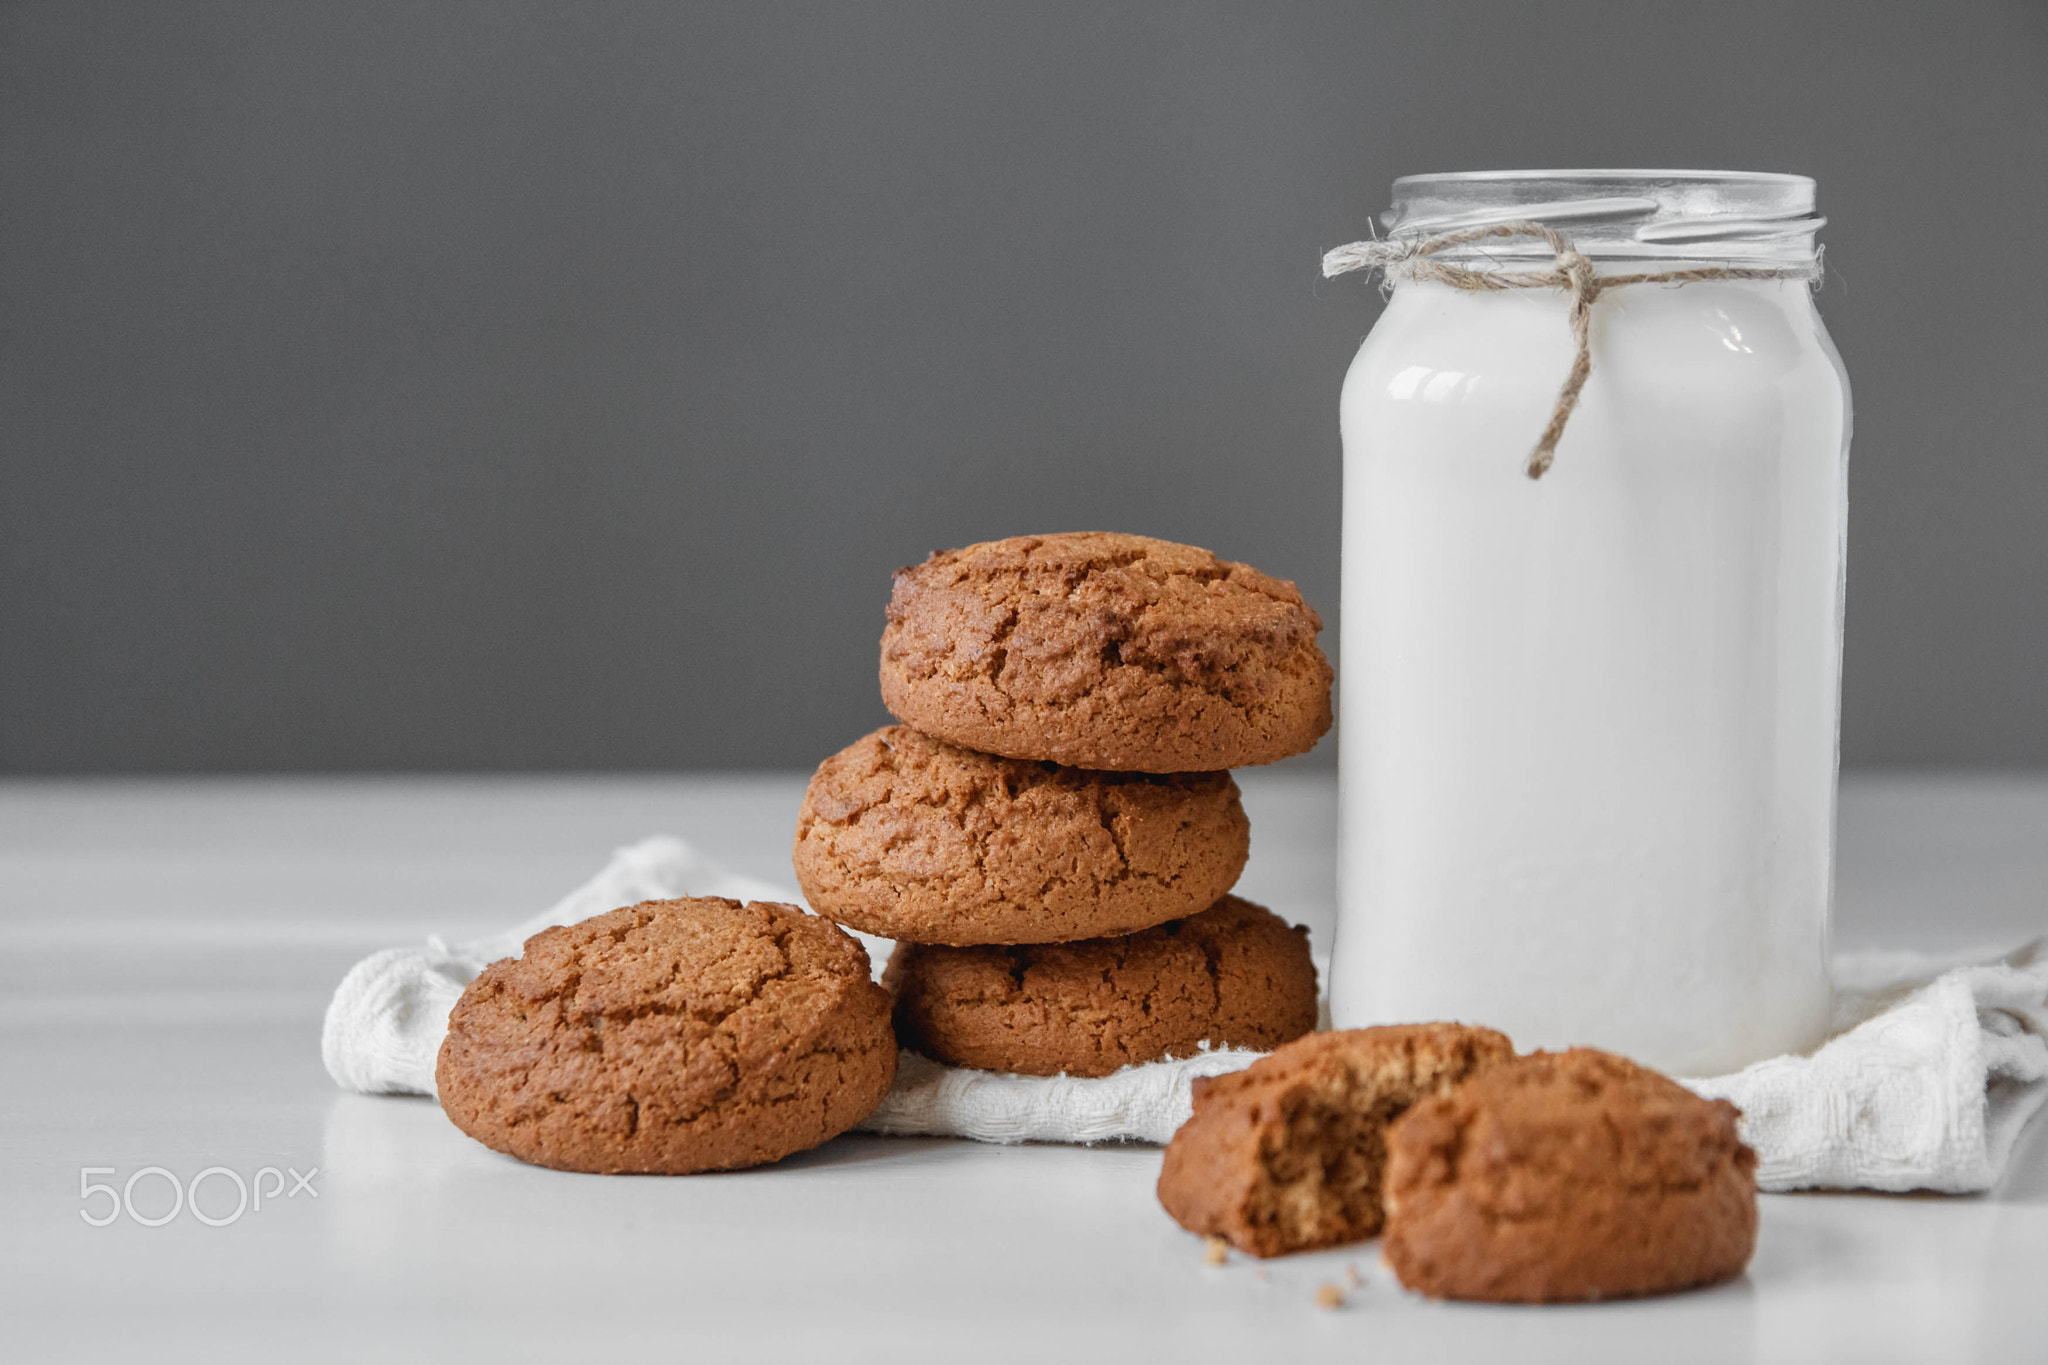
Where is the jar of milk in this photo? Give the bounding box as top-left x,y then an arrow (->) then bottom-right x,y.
1327,170 -> 1849,1076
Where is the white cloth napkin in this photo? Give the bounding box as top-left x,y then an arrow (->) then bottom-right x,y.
322,836 -> 2048,1191
1684,940 -> 2048,1192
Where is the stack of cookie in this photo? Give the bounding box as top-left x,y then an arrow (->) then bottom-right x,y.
794,532 -> 1335,1078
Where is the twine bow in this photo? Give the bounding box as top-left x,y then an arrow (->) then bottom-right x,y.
1322,222 -> 1821,479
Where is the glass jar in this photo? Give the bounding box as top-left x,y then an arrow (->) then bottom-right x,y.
1329,171 -> 1850,1076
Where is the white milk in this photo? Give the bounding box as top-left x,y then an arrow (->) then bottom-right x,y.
1331,270 -> 1849,1076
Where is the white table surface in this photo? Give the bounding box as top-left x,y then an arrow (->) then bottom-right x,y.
3,770 -> 2045,1363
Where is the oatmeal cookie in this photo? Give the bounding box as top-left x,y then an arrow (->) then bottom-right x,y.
1382,1048 -> 1758,1302
436,898 -> 895,1174
879,532 -> 1332,772
884,895 -> 1316,1078
793,725 -> 1248,945
1156,1024 -> 1514,1257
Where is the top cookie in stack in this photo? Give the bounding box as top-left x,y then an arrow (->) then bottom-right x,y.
794,532 -> 1332,1078
877,531 -> 1333,772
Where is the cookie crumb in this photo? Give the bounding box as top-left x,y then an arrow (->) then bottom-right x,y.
1315,1283 -> 1346,1310
1203,1236 -> 1229,1267
1345,1263 -> 1365,1288
1256,1268 -> 1270,1282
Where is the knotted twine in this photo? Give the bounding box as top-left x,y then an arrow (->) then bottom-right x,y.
1322,222 -> 1821,478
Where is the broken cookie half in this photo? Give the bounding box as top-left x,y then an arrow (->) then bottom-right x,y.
1155,1024 -> 1513,1257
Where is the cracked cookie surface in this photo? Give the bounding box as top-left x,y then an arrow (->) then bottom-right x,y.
879,532 -> 1333,772
882,895 -> 1316,1078
1383,1048 -> 1758,1302
436,898 -> 895,1173
793,725 -> 1249,945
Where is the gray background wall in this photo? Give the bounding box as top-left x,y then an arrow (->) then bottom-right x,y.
3,1 -> 2044,773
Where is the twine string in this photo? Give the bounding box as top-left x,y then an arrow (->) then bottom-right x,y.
1322,222 -> 1820,479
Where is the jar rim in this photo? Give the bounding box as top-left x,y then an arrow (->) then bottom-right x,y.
1393,168 -> 1813,187
1384,169 -> 1822,265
